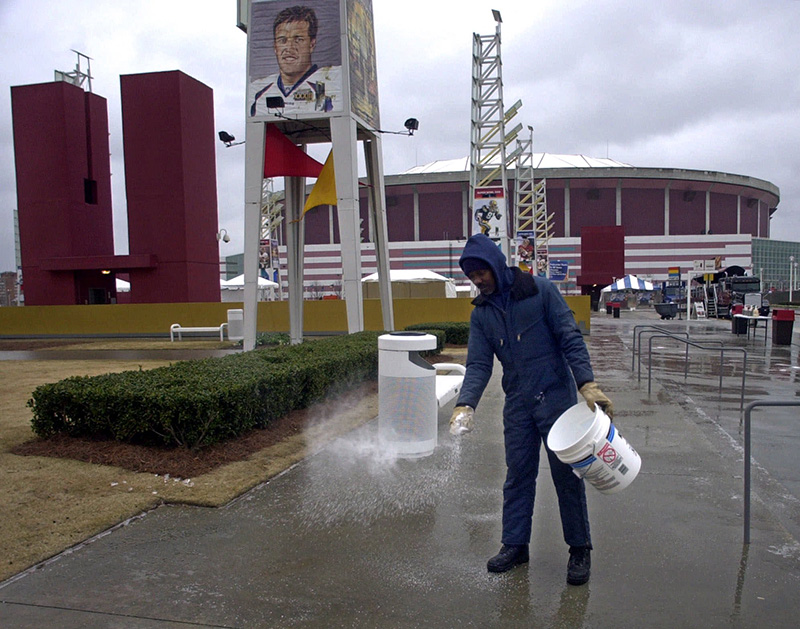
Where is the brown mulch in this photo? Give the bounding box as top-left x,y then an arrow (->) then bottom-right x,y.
12,381 -> 378,479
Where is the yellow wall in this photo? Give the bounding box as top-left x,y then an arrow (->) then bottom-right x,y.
0,296 -> 591,337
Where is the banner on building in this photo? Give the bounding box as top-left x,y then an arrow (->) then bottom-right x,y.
516,230 -> 535,273
472,186 -> 507,240
549,260 -> 569,282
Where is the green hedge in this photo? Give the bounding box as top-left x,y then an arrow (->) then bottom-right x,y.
405,321 -> 470,346
28,331 -> 382,450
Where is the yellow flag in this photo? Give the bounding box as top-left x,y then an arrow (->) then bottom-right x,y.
302,150 -> 337,216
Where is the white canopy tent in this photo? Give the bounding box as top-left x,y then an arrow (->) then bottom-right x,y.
221,274 -> 279,288
361,269 -> 457,298
221,274 -> 278,303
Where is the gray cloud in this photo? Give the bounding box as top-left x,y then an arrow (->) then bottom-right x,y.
2,0 -> 799,272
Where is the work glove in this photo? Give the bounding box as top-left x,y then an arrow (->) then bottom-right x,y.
579,382 -> 614,418
449,405 -> 474,435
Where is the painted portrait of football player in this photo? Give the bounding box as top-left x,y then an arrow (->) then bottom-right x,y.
249,2 -> 342,117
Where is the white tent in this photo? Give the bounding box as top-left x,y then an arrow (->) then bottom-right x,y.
601,274 -> 654,292
220,274 -> 279,303
221,274 -> 279,288
361,269 -> 457,298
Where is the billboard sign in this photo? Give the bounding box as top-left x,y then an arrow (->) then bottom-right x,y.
516,230 -> 535,273
346,0 -> 379,129
247,0 -> 380,128
248,1 -> 343,119
472,186 -> 507,240
549,260 -> 569,282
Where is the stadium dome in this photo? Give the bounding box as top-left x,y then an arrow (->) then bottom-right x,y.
293,152 -> 780,298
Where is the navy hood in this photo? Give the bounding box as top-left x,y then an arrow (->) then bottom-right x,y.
459,234 -> 515,294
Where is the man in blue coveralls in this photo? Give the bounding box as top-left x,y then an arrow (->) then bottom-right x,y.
450,234 -> 613,585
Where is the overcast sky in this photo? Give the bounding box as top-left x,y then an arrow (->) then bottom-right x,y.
2,0 -> 800,273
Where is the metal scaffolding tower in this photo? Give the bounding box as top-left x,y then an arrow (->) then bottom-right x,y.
469,10 -> 522,261
514,128 -> 552,276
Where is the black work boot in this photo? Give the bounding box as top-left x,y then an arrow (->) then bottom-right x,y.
567,546 -> 591,585
487,544 -> 529,573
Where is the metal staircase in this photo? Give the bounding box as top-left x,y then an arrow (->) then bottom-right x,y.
705,284 -> 718,318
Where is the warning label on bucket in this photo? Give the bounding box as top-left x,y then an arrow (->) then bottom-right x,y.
598,442 -> 617,465
571,438 -> 635,493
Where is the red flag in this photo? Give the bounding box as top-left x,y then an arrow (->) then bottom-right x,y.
263,125 -> 323,178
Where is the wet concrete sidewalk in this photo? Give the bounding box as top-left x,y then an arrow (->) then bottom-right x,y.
1,313 -> 799,627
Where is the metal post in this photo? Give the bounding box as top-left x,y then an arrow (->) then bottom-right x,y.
743,400 -> 800,544
363,133 -> 394,331
242,121 -> 267,351
330,115 -> 364,333
285,176 -> 305,345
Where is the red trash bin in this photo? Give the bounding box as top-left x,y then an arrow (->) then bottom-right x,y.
771,309 -> 795,346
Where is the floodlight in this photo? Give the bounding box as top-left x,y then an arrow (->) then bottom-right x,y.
218,131 -> 244,147
404,118 -> 419,135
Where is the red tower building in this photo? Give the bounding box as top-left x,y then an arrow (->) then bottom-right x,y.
11,70 -> 221,305
121,70 -> 221,303
11,81 -> 117,305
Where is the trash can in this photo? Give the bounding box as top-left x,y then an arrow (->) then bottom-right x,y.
606,303 -> 613,314
771,309 -> 795,346
611,302 -> 621,319
227,309 -> 244,341
378,332 -> 438,458
731,305 -> 747,335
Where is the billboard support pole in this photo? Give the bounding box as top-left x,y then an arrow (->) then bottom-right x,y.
330,114 -> 364,332
285,174 -> 306,344
364,131 -> 394,331
242,120 -> 266,352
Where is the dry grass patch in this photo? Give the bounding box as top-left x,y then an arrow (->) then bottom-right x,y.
0,353 -> 380,583
0,341 -> 463,583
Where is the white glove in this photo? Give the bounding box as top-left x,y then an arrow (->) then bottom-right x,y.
450,405 -> 474,435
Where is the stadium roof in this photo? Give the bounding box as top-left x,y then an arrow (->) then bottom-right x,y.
402,154 -> 632,175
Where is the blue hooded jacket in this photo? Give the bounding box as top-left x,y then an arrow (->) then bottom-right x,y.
456,234 -> 594,426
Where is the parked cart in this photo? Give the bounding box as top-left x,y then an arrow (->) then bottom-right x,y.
655,303 -> 678,320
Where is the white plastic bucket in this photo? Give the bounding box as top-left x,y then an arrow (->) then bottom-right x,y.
547,402 -> 641,494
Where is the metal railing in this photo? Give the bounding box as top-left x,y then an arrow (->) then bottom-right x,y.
743,400 -> 800,544
632,325 -> 724,382
632,324 -> 687,371
645,334 -> 748,412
